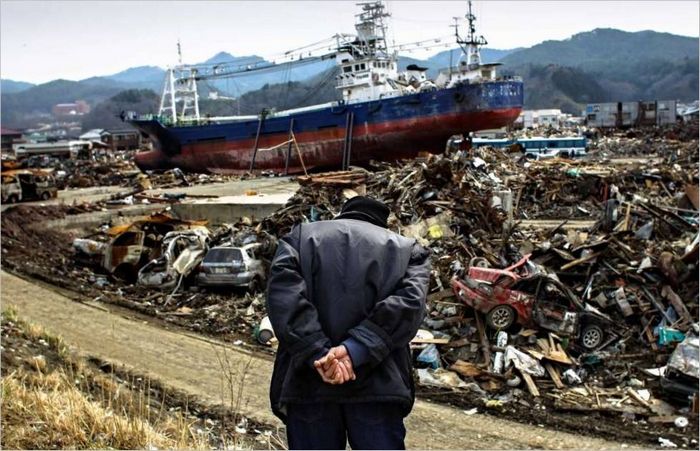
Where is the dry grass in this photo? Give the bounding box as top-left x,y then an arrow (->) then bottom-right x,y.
1,369 -> 211,449
213,345 -> 286,450
1,309 -> 210,450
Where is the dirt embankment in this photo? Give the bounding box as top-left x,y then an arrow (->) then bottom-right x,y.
1,306 -> 283,449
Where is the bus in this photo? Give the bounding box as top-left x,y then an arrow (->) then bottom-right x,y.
516,137 -> 587,159
471,136 -> 587,159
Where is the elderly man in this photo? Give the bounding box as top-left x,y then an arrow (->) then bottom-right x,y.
267,196 -> 430,450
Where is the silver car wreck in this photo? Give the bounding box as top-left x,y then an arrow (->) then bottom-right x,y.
196,243 -> 265,292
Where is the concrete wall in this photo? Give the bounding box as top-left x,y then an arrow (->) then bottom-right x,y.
171,194 -> 293,224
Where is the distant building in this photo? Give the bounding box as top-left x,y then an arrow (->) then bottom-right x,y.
585,100 -> 678,128
535,109 -> 563,128
100,128 -> 141,151
52,100 -> 90,116
1,127 -> 24,153
79,129 -> 105,141
513,109 -> 568,129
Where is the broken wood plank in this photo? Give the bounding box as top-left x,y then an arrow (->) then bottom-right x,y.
661,285 -> 693,325
519,370 -> 540,397
545,334 -> 573,364
622,203 -> 632,232
411,338 -> 450,344
474,312 -> 491,368
685,184 -> 699,210
626,388 -> 652,410
450,360 -> 483,378
544,363 -> 565,389
560,252 -> 602,271
519,328 -> 538,337
526,349 -> 545,361
641,286 -> 674,323
643,324 -> 660,351
649,416 -> 678,424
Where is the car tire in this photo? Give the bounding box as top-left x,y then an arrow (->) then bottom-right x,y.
486,305 -> 516,330
40,191 -> 50,200
469,257 -> 490,269
7,194 -> 19,203
248,276 -> 261,293
580,324 -> 604,350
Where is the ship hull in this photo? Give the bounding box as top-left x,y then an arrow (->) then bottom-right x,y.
130,80 -> 523,174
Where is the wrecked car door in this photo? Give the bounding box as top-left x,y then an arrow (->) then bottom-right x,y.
531,281 -> 578,335
104,231 -> 146,281
1,175 -> 22,203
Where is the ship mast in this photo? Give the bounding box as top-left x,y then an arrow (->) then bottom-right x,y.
455,1 -> 486,70
354,1 -> 391,59
158,42 -> 201,125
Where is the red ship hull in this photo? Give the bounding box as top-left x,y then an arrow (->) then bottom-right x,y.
135,107 -> 521,174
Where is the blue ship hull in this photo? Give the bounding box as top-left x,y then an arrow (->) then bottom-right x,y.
131,80 -> 523,174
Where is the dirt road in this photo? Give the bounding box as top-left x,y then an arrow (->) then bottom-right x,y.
2,271 -> 631,449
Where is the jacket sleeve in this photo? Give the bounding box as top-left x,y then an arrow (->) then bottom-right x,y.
347,242 -> 430,367
266,225 -> 331,369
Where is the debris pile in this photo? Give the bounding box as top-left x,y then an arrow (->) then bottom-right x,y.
259,132 -> 699,444
1,205 -> 276,342
17,151 -> 244,190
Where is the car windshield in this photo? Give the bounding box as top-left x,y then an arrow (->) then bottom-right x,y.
204,248 -> 242,263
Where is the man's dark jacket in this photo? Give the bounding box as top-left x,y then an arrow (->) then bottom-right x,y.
266,218 -> 430,421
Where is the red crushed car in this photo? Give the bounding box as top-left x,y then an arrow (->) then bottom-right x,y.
466,253 -> 537,285
451,272 -> 614,350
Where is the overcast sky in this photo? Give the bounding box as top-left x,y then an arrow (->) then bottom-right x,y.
1,0 -> 698,84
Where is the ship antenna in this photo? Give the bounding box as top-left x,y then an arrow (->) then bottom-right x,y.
177,39 -> 183,65
454,1 -> 486,70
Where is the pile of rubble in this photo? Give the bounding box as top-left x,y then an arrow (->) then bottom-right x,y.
260,135 -> 699,444
16,151 -> 244,191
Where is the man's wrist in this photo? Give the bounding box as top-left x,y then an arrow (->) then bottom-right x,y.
342,338 -> 370,368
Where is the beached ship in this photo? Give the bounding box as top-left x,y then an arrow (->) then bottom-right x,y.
127,1 -> 523,174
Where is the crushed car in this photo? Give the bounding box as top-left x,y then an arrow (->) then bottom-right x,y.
1,169 -> 58,203
661,324 -> 699,404
451,273 -> 616,350
466,253 -> 540,284
137,228 -> 210,290
196,243 -> 266,292
72,213 -> 208,283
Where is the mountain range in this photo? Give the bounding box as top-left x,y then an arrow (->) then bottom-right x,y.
1,28 -> 697,128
